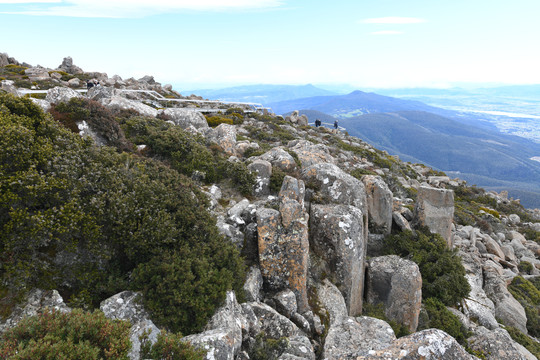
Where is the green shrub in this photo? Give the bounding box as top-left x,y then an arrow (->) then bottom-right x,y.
508,276 -> 540,337
349,168 -> 377,179
269,167 -> 286,193
247,332 -> 289,360
518,261 -> 534,275
506,326 -> 540,358
420,298 -> 470,345
140,331 -> 205,360
0,309 -> 131,360
383,228 -> 470,306
205,115 -> 233,127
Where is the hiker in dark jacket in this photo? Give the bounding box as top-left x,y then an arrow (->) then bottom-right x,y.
87,80 -> 94,90
334,120 -> 338,129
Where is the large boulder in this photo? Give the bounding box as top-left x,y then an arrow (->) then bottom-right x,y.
468,326 -> 536,360
1,79 -> 19,96
87,85 -> 114,101
100,291 -> 160,360
462,273 -> 498,330
45,86 -> 82,104
247,302 -> 301,339
57,56 -> 84,74
316,279 -> 348,326
257,176 -> 309,312
365,255 -> 422,332
0,289 -> 70,335
414,185 -> 455,247
0,53 -> 9,66
323,316 -> 396,359
362,329 -> 476,359
483,265 -> 528,334
25,67 -> 50,81
183,291 -> 248,360
101,95 -> 158,117
310,204 -> 366,316
362,175 -> 393,234
289,140 -> 335,167
286,110 -> 308,126
248,160 -> 272,196
206,123 -> 237,156
160,108 -> 209,130
302,163 -> 368,215
250,147 -> 297,172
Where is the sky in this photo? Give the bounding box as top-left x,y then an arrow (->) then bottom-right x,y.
2,0 -> 540,91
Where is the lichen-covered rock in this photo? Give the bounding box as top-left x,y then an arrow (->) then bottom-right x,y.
207,123 -> 237,156
310,204 -> 366,316
362,175 -> 393,234
45,86 -> 82,104
323,316 -> 396,359
102,95 -> 158,117
251,147 -> 297,172
87,85 -> 114,101
160,108 -> 209,130
247,302 -> 301,339
244,266 -> 263,302
275,289 -> 298,318
483,265 -> 528,334
0,289 -> 70,335
468,326 -> 536,360
392,211 -> 412,232
302,163 -> 368,216
462,273 -> 498,330
414,185 -> 455,247
183,292 -> 247,360
289,140 -> 335,167
280,335 -> 315,360
316,279 -> 348,326
248,160 -> 272,196
359,329 -> 477,359
100,291 -> 160,360
257,177 -> 309,312
366,255 -> 422,332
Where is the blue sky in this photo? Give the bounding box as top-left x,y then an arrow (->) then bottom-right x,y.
2,0 -> 540,91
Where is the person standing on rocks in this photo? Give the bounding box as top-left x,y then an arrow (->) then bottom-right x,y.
87,79 -> 94,90
334,120 -> 339,129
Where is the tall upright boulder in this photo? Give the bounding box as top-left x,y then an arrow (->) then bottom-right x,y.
257,176 -> 309,312
414,185 -> 455,247
362,175 -> 393,234
310,204 -> 366,316
365,255 -> 422,332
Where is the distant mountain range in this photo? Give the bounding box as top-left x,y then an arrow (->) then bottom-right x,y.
186,84 -> 337,105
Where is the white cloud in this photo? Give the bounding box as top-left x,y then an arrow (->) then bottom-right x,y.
0,0 -> 283,17
371,30 -> 403,35
362,17 -> 426,24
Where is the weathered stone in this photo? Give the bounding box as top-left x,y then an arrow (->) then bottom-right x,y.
257,177 -> 309,312
501,244 -> 518,264
363,175 -> 393,234
366,255 -> 422,332
0,289 -> 70,335
483,265 -> 528,334
30,98 -> 51,112
392,211 -> 412,232
57,56 -> 83,74
414,185 -> 455,247
207,123 -> 236,156
360,329 -> 477,359
247,302 -> 301,339
323,316 -> 396,359
280,335 -> 315,360
310,204 -> 366,316
87,85 -> 114,101
289,140 -> 335,167
216,217 -> 244,249
462,273 -> 498,330
315,279 -> 348,326
0,53 -> 9,66
274,289 -> 298,318
251,147 -> 297,172
468,326 -> 536,360
67,78 -> 81,88
1,79 -> 20,96
302,163 -> 368,214
100,291 -> 160,360
509,214 -> 521,224
160,108 -> 209,130
482,234 -> 506,259
45,86 -> 82,104
101,95 -> 158,117
183,292 -> 247,360
244,266 -> 263,302
248,160 -> 272,196
25,67 -> 50,81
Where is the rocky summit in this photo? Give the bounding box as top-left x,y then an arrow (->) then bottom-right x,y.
1,54 -> 540,360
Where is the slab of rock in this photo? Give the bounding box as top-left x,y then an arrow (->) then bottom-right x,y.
244,266 -> 263,302
102,95 -> 158,117
316,279 -> 348,326
251,147 -> 297,172
160,108 -> 209,130
362,175 -> 393,234
468,326 -> 536,360
289,140 -> 335,167
1,79 -> 19,96
462,274 -> 498,330
0,289 -> 70,335
414,185 -> 455,247
206,123 -> 236,156
87,85 -> 114,101
100,291 -> 160,360
25,67 -> 50,81
323,316 -> 396,359
366,255 -> 422,332
483,265 -> 528,334
247,302 -> 301,339
310,204 -> 366,316
392,211 -> 412,232
248,160 -> 272,196
45,86 -> 82,104
257,177 -> 309,312
360,329 -> 477,359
